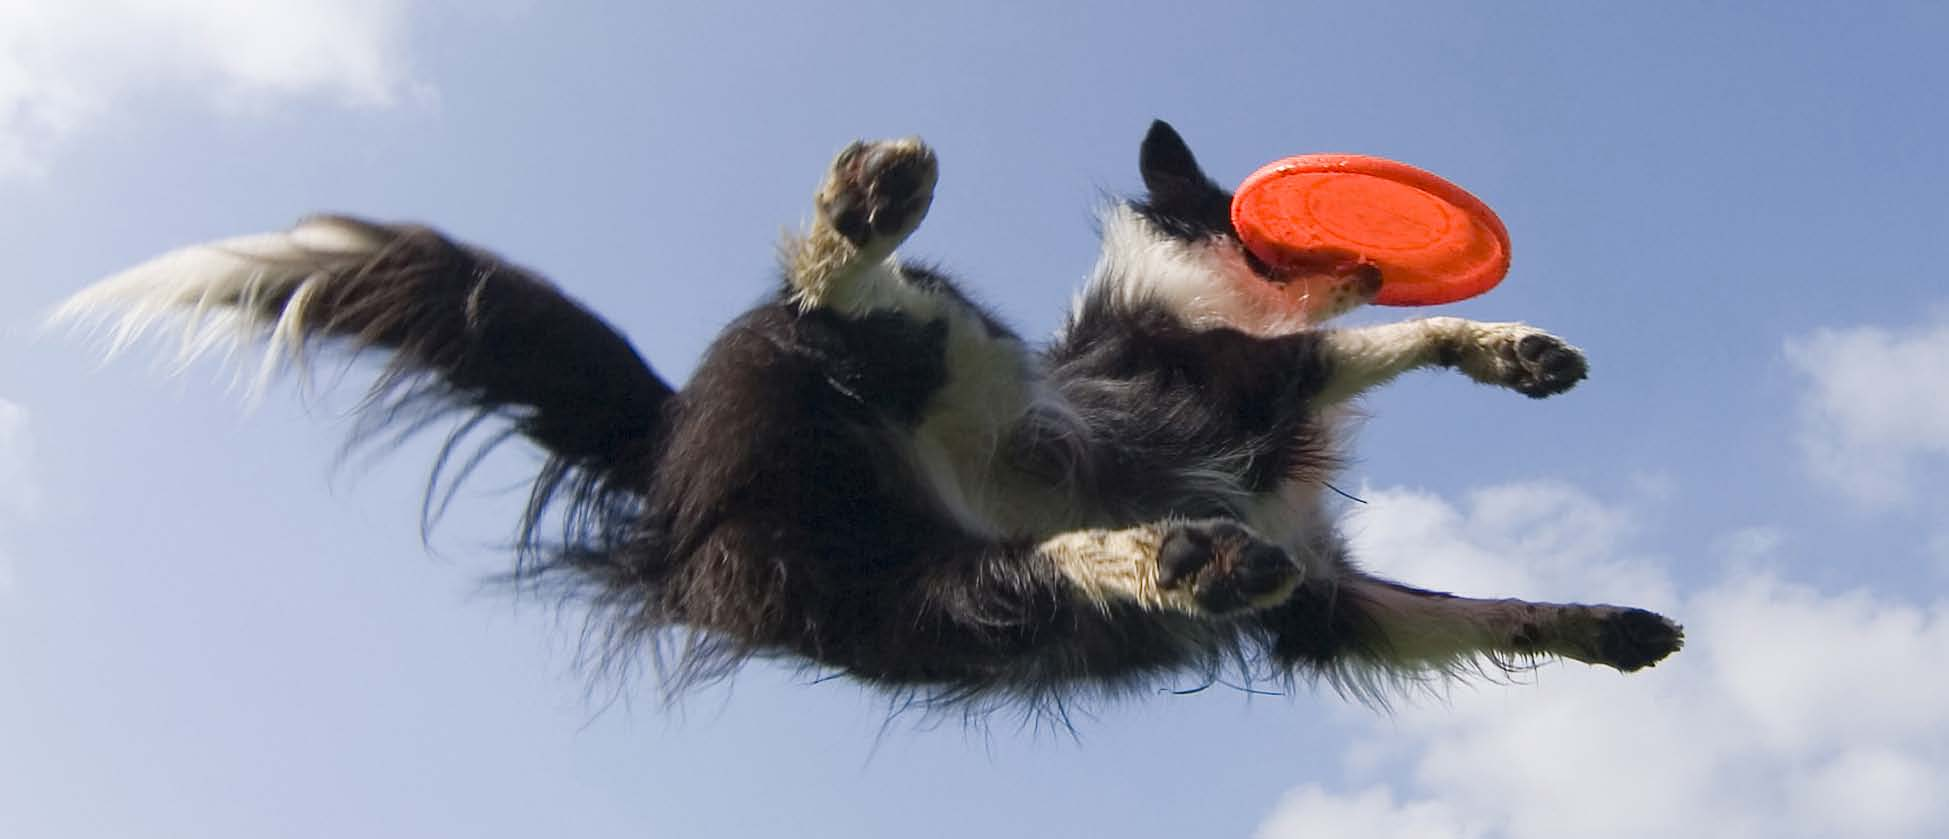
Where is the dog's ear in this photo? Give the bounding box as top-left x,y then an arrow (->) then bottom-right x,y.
1137,120 -> 1233,238
1140,120 -> 1216,198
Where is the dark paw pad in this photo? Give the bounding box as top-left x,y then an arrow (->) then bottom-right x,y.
822,139 -> 938,246
1507,333 -> 1588,398
1156,522 -> 1301,615
1595,608 -> 1684,672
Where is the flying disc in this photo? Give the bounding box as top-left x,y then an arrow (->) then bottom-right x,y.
1231,154 -> 1510,306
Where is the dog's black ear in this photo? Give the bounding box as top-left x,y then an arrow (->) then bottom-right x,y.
1140,120 -> 1214,196
1137,120 -> 1233,239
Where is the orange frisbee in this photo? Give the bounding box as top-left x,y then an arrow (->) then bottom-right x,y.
1231,154 -> 1510,306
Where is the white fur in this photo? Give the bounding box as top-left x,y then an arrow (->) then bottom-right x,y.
51,217 -> 387,395
1038,518 -> 1301,615
838,256 -> 1066,539
1312,317 -> 1569,408
1082,205 -> 1297,334
1080,206 -> 1373,337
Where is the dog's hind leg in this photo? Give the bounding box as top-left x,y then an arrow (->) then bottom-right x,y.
1309,317 -> 1589,408
1038,518 -> 1304,617
784,137 -> 940,316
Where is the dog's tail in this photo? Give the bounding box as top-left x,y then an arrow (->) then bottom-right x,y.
52,215 -> 674,556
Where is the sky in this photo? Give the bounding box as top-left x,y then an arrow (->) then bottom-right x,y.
2,2 -> 1947,837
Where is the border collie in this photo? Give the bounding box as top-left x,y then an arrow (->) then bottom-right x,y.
55,121 -> 1682,715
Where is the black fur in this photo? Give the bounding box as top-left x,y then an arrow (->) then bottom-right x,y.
531,293 -> 1263,709
1048,292 -> 1340,506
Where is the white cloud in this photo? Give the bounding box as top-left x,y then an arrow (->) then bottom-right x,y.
1259,482 -> 1949,839
1343,481 -> 1675,609
1786,312 -> 1949,506
0,0 -> 424,177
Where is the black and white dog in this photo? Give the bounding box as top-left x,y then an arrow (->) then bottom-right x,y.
56,121 -> 1681,713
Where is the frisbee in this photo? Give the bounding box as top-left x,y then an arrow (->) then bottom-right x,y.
1231,154 -> 1510,306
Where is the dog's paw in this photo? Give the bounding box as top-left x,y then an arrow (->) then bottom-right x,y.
1507,331 -> 1589,398
1155,520 -> 1301,615
1529,603 -> 1684,672
816,137 -> 938,250
1458,324 -> 1588,398
1593,608 -> 1685,672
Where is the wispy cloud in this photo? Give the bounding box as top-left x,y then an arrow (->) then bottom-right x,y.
1258,482 -> 1949,839
0,0 -> 426,178
1786,311 -> 1949,506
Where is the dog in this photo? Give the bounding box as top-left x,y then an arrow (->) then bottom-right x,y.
54,121 -> 1682,716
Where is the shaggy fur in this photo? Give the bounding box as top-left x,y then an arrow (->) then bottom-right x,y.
54,121 -> 1682,717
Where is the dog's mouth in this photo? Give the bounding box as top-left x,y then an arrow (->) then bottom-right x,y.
1249,245 -> 1370,286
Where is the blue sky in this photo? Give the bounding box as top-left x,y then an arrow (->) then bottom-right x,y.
3,2 -> 1947,837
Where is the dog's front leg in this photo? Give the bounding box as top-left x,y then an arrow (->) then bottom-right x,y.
1265,571 -> 1685,676
1308,317 -> 1589,408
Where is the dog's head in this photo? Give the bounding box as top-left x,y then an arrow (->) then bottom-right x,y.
1084,120 -> 1376,333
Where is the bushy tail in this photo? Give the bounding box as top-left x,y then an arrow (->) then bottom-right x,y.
53,215 -> 674,555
